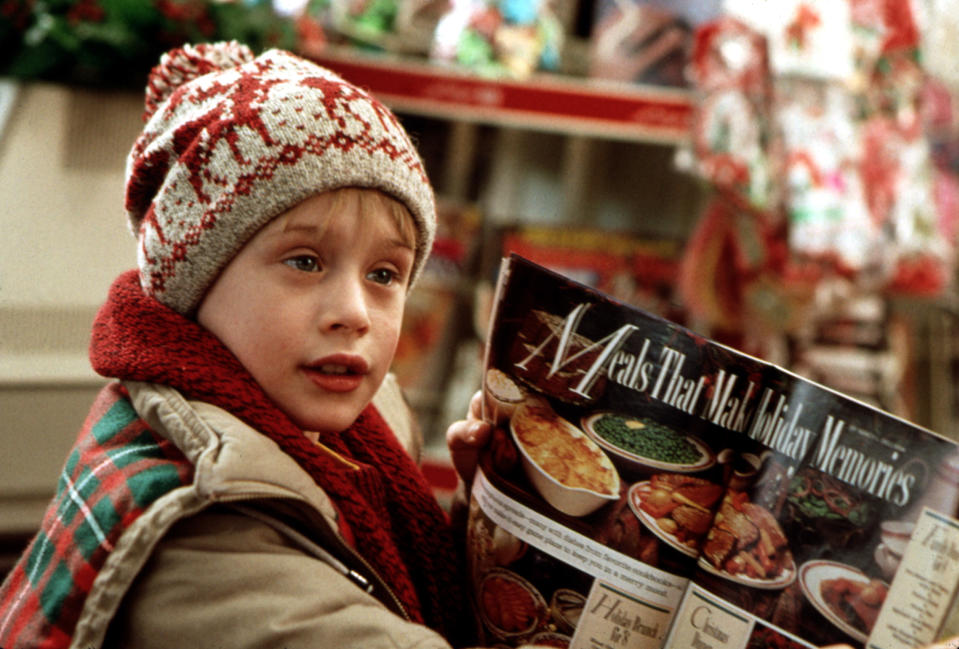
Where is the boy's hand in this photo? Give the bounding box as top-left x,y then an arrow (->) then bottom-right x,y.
445,390 -> 492,485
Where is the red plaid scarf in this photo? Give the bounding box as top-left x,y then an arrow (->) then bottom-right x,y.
0,384 -> 192,649
0,270 -> 471,648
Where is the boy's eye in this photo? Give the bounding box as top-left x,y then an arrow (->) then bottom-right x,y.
367,268 -> 400,286
284,255 -> 320,272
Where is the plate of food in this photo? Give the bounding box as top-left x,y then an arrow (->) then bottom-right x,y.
697,493 -> 796,590
628,475 -> 723,557
582,412 -> 714,474
799,560 -> 888,643
697,553 -> 796,590
477,567 -> 549,641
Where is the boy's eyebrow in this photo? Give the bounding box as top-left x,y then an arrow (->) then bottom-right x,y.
371,236 -> 416,256
386,237 -> 415,251
279,222 -> 323,234
277,222 -> 414,251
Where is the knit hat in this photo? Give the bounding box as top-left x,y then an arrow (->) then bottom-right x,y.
125,41 -> 436,314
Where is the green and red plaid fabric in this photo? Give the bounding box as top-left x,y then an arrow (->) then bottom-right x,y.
0,382 -> 193,649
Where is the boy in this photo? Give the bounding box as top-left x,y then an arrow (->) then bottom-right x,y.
0,41 -> 481,649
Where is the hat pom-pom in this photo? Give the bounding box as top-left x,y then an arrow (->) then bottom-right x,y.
143,41 -> 256,120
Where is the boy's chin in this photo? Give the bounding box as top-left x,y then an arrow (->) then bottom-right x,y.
293,406 -> 366,436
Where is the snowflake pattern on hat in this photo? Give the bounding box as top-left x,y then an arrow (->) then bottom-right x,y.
125,41 -> 436,314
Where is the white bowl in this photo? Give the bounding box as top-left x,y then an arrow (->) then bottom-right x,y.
485,367 -> 526,424
510,400 -> 621,517
879,519 -> 914,557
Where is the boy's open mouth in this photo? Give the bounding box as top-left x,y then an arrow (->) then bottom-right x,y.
317,364 -> 353,375
302,356 -> 369,392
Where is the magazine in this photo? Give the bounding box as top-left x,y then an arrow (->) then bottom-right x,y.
467,254 -> 959,649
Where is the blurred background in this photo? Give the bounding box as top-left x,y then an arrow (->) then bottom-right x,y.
1,0 -> 958,564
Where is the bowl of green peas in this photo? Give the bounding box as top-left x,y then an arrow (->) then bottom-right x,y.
581,412 -> 714,474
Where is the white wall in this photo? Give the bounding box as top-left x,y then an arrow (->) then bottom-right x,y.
0,82 -> 142,531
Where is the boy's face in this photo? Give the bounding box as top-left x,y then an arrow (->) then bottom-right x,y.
197,189 -> 416,434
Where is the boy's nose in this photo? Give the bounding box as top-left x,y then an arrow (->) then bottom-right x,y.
322,276 -> 371,333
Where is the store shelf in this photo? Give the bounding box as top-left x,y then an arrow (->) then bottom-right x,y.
312,48 -> 693,145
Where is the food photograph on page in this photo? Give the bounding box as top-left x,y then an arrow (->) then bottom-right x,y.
468,255 -> 959,649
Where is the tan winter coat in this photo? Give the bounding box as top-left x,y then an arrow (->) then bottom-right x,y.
79,376 -> 461,649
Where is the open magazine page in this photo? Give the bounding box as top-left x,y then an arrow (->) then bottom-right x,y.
467,255 -> 959,649
673,359 -> 959,649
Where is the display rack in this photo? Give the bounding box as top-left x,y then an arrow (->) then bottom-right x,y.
311,48 -> 694,145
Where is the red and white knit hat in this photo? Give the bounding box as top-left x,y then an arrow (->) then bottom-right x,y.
125,41 -> 436,314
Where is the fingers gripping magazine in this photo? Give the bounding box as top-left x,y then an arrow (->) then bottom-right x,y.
468,255 -> 959,649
